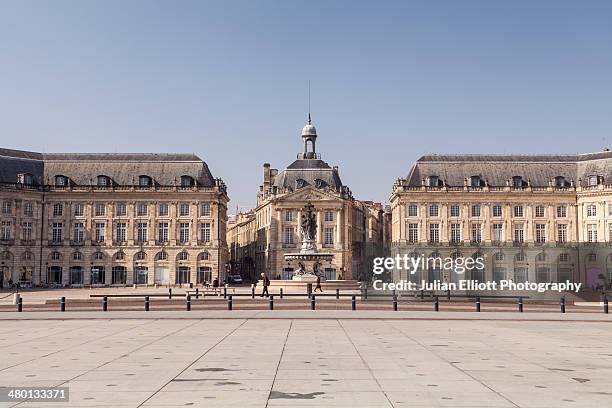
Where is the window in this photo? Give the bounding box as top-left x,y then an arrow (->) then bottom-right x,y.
408,223 -> 418,243
94,222 -> 105,242
115,222 -> 126,242
535,224 -> 546,243
178,251 -> 189,261
608,204 -> 612,216
513,224 -> 524,243
179,222 -> 190,243
429,176 -> 440,187
492,223 -> 503,242
588,175 -> 600,186
115,203 -> 127,217
1,201 -> 11,215
515,252 -> 526,262
586,224 -> 598,243
95,203 -> 105,217
492,205 -> 502,217
53,203 -> 63,217
0,221 -> 11,240
429,204 -> 439,217
181,175 -> 194,187
285,210 -> 294,222
494,252 -> 505,261
559,253 -> 569,262
21,222 -> 32,240
200,222 -> 211,242
471,205 -> 481,218
135,251 -> 146,261
157,222 -> 169,242
137,222 -> 148,242
73,223 -> 84,242
94,251 -> 104,260
158,203 -> 169,217
139,175 -> 152,187
73,252 -> 82,261
512,176 -> 524,188
23,202 -> 33,217
471,223 -> 482,243
555,176 -> 568,188
535,206 -> 545,217
587,253 -> 597,262
557,206 -> 567,218
179,203 -> 190,217
54,175 -> 67,186
137,203 -> 148,217
198,251 -> 209,261
407,204 -> 418,217
114,251 -> 125,261
324,211 -> 334,222
200,202 -> 211,217
586,205 -> 597,217
51,251 -> 61,261
52,223 -> 63,242
450,223 -> 461,243
429,223 -> 440,243
470,176 -> 482,187
284,226 -> 294,244
557,224 -> 567,243
513,206 -> 524,217
74,203 -> 85,217
324,227 -> 334,245
450,205 -> 460,217
609,223 -> 612,242
97,175 -> 111,187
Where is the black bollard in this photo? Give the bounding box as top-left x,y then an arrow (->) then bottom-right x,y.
434,296 -> 439,312
228,295 -> 233,311
311,295 -> 316,310
447,289 -> 451,301
195,288 -> 199,299
223,286 -> 227,299
168,288 -> 172,299
365,287 -> 368,299
351,295 -> 356,311
307,283 -> 312,298
604,295 -> 609,314
420,289 -> 424,300
336,288 -> 340,300
186,294 -> 191,311
518,297 -> 523,313
280,288 -> 284,299
251,285 -> 255,299
269,295 -> 274,310
60,296 -> 66,312
103,296 -> 108,312
560,297 -> 566,313
476,296 -> 481,312
393,295 -> 398,311
145,296 -> 150,311
17,297 -> 23,312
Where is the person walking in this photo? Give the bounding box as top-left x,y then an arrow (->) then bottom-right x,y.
314,275 -> 323,292
260,272 -> 270,297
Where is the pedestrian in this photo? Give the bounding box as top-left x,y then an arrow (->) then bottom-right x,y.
260,272 -> 270,297
314,275 -> 323,292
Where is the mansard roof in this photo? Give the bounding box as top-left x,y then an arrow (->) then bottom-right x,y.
273,158 -> 343,191
0,148 -> 216,186
406,151 -> 612,187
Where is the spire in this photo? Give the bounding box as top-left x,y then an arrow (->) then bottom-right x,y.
308,112 -> 311,125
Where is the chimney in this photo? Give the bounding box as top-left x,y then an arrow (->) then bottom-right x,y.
263,163 -> 271,191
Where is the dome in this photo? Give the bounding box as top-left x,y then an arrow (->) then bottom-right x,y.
302,124 -> 317,137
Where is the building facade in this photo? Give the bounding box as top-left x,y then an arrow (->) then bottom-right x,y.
0,149 -> 229,288
227,117 -> 386,281
390,152 -> 612,290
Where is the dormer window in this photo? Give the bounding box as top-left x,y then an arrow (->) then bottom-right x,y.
17,173 -> 34,185
296,178 -> 307,189
139,175 -> 152,187
97,175 -> 111,187
588,175 -> 602,186
470,176 -> 483,187
555,176 -> 569,188
428,176 -> 441,187
512,176 -> 524,188
314,179 -> 327,189
55,175 -> 69,187
180,175 -> 194,187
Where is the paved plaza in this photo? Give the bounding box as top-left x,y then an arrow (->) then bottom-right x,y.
0,312 -> 611,407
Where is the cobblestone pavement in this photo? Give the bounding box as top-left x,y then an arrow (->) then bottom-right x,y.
0,313 -> 611,407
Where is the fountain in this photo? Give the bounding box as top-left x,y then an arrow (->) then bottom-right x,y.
284,202 -> 334,281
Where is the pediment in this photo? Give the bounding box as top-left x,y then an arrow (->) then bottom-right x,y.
278,186 -> 340,203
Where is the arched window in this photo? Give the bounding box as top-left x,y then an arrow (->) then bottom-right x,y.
178,251 -> 189,261
586,253 -> 597,263
0,251 -> 12,261
97,175 -> 111,187
180,175 -> 194,187
50,251 -> 61,261
155,251 -> 168,261
93,251 -> 104,261
139,175 -> 152,187
113,251 -> 125,261
295,179 -> 307,189
536,252 -> 547,262
22,251 -> 33,261
555,176 -> 568,188
135,251 -> 146,261
72,252 -> 82,261
515,252 -> 526,262
470,176 -> 483,187
429,176 -> 441,187
512,176 -> 524,188
198,251 -> 209,261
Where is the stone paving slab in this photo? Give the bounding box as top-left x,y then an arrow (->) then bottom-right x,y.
0,317 -> 610,407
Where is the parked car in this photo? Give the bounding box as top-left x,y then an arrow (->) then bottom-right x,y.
225,275 -> 243,284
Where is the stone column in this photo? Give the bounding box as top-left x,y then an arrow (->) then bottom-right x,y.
336,209 -> 341,247
316,210 -> 322,244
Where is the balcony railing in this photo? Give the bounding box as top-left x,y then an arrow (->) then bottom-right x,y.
70,240 -> 85,246
20,239 -> 36,246
0,238 -> 15,245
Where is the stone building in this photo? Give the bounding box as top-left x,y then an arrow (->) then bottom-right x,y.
390,152 -> 612,289
227,116 -> 385,281
0,148 -> 229,287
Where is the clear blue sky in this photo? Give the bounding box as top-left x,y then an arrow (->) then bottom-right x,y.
1,1 -> 611,212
